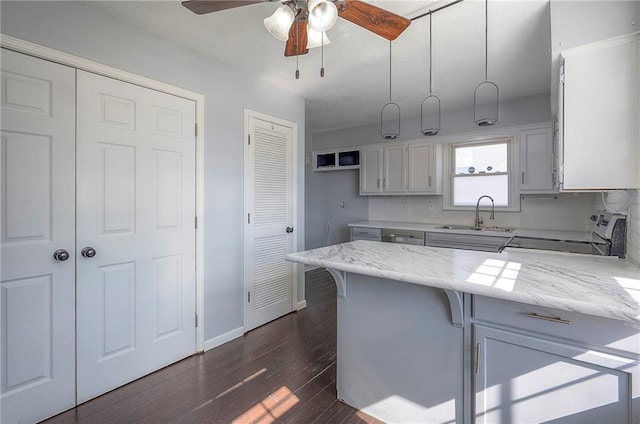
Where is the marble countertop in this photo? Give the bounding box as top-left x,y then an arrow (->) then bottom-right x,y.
349,220 -> 592,242
287,241 -> 640,325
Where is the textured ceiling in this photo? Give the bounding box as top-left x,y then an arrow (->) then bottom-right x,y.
81,0 -> 551,133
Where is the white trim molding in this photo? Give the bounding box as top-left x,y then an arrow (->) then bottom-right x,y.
297,300 -> 307,311
204,327 -> 244,352
1,34 -> 207,353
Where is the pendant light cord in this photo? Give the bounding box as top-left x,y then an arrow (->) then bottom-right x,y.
388,41 -> 392,102
484,0 -> 488,82
429,11 -> 433,95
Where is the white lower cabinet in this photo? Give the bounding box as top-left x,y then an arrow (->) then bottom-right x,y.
472,296 -> 640,424
349,227 -> 382,241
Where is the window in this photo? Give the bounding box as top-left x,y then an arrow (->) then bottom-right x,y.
448,138 -> 514,208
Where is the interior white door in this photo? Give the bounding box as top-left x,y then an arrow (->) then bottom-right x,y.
76,71 -> 196,402
0,49 -> 76,423
244,113 -> 296,331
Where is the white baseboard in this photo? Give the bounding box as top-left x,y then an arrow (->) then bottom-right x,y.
204,327 -> 244,352
297,300 -> 307,311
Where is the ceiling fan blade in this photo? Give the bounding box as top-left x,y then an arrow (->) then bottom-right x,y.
338,0 -> 411,41
182,0 -> 266,15
284,21 -> 310,57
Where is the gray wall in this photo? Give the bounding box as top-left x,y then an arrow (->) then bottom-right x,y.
1,1 -> 306,342
307,94 -> 551,248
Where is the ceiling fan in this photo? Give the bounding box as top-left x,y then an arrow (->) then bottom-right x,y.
181,0 -> 411,57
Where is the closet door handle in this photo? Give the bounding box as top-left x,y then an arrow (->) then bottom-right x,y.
81,247 -> 96,258
53,249 -> 70,262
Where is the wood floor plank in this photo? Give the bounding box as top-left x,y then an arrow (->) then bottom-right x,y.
41,269 -> 379,424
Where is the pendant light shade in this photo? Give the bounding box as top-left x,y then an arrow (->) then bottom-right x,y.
307,0 -> 338,32
381,41 -> 400,140
474,81 -> 499,126
421,12 -> 440,136
264,4 -> 295,42
421,95 -> 440,136
474,0 -> 499,126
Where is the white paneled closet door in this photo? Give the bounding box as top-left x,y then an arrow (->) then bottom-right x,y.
0,49 -> 77,424
244,114 -> 296,331
75,71 -> 197,402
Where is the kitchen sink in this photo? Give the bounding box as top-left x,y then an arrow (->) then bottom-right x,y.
435,225 -> 514,233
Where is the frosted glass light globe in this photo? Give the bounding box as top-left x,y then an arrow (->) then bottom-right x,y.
307,0 -> 338,32
264,4 -> 295,41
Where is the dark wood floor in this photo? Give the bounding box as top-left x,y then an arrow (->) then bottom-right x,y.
42,269 -> 382,424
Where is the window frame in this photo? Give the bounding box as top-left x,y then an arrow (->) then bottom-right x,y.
443,136 -> 521,212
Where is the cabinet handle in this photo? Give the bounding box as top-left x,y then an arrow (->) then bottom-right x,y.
428,176 -> 432,187
521,171 -> 525,185
383,178 -> 386,188
377,179 -> 380,188
475,343 -> 480,375
526,313 -> 571,325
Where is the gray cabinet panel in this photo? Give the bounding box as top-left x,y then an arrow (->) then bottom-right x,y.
475,325 -> 637,424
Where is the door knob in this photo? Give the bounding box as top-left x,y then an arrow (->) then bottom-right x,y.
286,227 -> 294,233
81,247 -> 96,258
53,249 -> 70,261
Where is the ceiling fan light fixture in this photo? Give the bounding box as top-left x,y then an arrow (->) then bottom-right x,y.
306,28 -> 331,49
264,4 -> 295,42
307,0 -> 338,32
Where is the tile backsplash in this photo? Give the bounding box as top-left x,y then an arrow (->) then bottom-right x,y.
369,193 -> 599,232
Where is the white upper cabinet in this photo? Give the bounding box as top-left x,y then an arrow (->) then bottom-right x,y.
560,33 -> 639,190
360,146 -> 383,194
408,142 -> 436,193
360,140 -> 441,196
519,126 -> 556,193
383,144 -> 406,193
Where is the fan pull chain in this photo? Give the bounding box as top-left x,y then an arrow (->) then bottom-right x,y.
296,55 -> 300,79
295,21 -> 300,79
320,33 -> 325,78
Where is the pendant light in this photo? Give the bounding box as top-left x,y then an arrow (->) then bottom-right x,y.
473,0 -> 499,126
420,12 -> 441,136
381,41 -> 400,140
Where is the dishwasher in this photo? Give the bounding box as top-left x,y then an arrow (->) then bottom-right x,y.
381,228 -> 425,246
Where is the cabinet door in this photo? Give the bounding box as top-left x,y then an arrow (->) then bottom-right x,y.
360,147 -> 383,194
562,34 -> 639,189
407,142 -> 433,193
475,325 -> 638,424
520,127 -> 555,192
383,144 -> 406,193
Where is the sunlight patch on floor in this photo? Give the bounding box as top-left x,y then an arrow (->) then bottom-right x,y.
216,368 -> 267,399
232,386 -> 299,424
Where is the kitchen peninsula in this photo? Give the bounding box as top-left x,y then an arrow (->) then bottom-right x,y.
287,241 -> 640,423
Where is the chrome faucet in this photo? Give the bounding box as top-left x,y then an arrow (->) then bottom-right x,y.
474,195 -> 495,228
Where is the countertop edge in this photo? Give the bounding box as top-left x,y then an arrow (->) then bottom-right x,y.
287,249 -> 640,327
